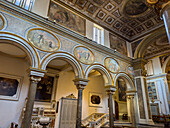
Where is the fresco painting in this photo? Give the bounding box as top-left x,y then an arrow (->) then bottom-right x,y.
48,1 -> 85,35
118,79 -> 127,102
28,29 -> 60,51
74,46 -> 95,64
104,58 -> 119,73
127,66 -> 135,76
109,34 -> 127,56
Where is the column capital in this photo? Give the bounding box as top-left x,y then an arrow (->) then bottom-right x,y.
126,90 -> 136,99
30,76 -> 41,84
105,85 -> 116,95
73,78 -> 89,90
27,67 -> 46,77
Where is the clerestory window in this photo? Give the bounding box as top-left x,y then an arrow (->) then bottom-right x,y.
93,24 -> 104,45
6,0 -> 35,11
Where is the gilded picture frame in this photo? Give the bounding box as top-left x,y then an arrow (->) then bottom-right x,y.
89,92 -> 103,107
27,28 -> 60,52
73,46 -> 95,65
0,72 -> 23,101
104,57 -> 120,73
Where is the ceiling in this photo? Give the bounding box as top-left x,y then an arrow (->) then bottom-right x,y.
57,0 -> 164,41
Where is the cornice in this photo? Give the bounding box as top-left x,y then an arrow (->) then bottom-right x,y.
0,0 -> 132,63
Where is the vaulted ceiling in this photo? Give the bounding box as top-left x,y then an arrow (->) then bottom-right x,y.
57,0 -> 164,42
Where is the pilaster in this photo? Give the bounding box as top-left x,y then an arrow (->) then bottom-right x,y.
132,59 -> 153,125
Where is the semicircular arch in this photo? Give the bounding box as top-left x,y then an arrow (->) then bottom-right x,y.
134,28 -> 166,59
40,52 -> 84,79
0,32 -> 39,68
114,72 -> 136,91
85,64 -> 113,85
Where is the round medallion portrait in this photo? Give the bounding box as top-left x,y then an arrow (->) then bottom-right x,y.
27,29 -> 60,52
104,58 -> 119,73
124,0 -> 149,16
74,46 -> 95,65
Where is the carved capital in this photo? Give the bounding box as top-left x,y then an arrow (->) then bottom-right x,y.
126,90 -> 136,100
105,85 -> 116,95
30,76 -> 41,84
73,78 -> 89,86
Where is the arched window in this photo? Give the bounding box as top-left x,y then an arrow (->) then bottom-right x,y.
6,0 -> 35,11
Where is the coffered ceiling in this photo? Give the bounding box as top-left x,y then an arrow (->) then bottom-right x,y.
56,0 -> 164,42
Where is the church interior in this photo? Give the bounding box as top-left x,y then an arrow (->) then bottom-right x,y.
0,0 -> 170,128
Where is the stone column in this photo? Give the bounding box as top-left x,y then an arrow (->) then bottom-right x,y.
73,78 -> 89,128
146,0 -> 170,44
132,58 -> 153,124
105,85 -> 116,128
21,69 -> 45,128
126,91 -> 137,127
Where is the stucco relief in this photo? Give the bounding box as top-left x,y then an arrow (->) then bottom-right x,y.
28,29 -> 60,52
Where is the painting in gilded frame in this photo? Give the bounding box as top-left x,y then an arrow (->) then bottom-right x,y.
48,1 -> 85,35
28,29 -> 60,52
104,58 -> 119,73
74,46 -> 95,64
0,73 -> 23,101
89,92 -> 103,107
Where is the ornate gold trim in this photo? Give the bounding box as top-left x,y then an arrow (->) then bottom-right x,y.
104,57 -> 120,74
73,45 -> 95,65
0,31 -> 40,68
40,51 -> 85,78
48,0 -> 86,36
113,71 -> 136,90
27,28 -> 61,52
0,14 -> 5,30
84,63 -> 114,85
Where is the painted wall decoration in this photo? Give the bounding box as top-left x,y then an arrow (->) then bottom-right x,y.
131,39 -> 143,57
104,57 -> 119,73
35,75 -> 54,102
74,46 -> 95,64
48,1 -> 85,35
127,66 -> 135,76
124,0 -> 148,16
0,15 -> 4,30
118,79 -> 127,102
0,73 -> 22,101
89,92 -> 103,107
27,29 -> 60,51
109,33 -> 127,56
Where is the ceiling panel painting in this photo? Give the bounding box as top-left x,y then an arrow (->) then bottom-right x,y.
54,0 -> 164,41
